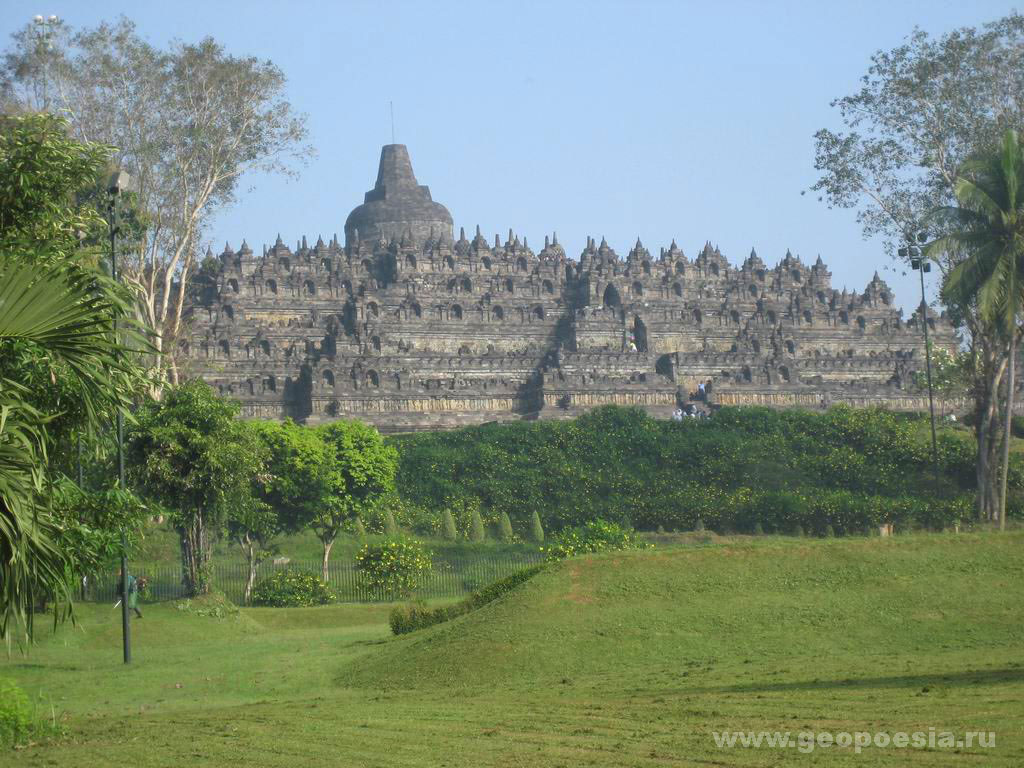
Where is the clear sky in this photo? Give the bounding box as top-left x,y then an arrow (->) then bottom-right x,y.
3,0 -> 1019,311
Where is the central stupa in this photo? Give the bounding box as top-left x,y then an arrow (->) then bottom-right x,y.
343,144 -> 453,248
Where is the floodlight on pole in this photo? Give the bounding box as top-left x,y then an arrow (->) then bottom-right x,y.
907,231 -> 940,495
107,169 -> 133,665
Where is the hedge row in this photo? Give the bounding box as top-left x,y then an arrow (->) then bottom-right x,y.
389,564 -> 546,635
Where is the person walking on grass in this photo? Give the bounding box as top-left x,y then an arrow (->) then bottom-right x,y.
117,568 -> 143,618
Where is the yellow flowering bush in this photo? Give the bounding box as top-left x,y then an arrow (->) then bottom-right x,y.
542,520 -> 646,561
355,536 -> 433,597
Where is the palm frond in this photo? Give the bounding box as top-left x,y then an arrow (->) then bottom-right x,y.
0,256 -> 147,435
0,255 -> 147,645
933,129 -> 1024,339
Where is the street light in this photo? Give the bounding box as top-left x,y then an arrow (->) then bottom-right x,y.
29,15 -> 60,107
900,231 -> 940,494
108,169 -> 132,665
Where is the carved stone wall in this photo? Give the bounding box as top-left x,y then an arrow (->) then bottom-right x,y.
181,145 -> 960,432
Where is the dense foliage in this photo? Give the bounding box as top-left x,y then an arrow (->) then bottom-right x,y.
543,520 -> 646,561
355,536 -> 432,597
0,114 -> 109,258
393,406 -> 997,535
389,564 -> 546,635
250,569 -> 334,607
0,115 -> 148,644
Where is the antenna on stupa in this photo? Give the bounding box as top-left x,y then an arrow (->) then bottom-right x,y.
390,101 -> 395,144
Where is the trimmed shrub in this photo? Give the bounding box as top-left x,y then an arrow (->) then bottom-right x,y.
469,509 -> 485,542
383,510 -> 399,536
251,569 -> 334,607
355,536 -> 432,597
823,524 -> 836,538
694,518 -> 705,532
543,519 -> 645,561
753,521 -> 764,536
440,509 -> 457,541
353,517 -> 367,538
390,564 -> 546,635
498,511 -> 514,542
529,510 -> 545,543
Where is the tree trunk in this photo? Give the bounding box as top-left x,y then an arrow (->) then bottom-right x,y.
981,393 -> 1002,521
976,350 -> 1006,522
179,508 -> 211,596
245,552 -> 257,605
976,394 -> 991,520
999,337 -> 1016,531
321,536 -> 335,583
239,535 -> 258,605
977,419 -> 989,519
986,401 -> 1003,520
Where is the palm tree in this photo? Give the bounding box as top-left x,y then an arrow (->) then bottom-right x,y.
930,129 -> 1024,530
0,255 -> 138,644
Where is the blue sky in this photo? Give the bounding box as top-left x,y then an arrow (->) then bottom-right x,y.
3,0 -> 1019,311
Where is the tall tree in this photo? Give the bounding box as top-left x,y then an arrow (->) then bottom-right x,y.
126,381 -> 267,595
1,18 -> 313,391
811,13 -> 1024,520
315,421 -> 398,581
929,129 -> 1024,529
250,419 -> 397,581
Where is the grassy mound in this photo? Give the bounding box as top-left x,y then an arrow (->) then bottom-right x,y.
341,532 -> 1023,690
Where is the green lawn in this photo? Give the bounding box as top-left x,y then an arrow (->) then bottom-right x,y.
3,531 -> 1023,766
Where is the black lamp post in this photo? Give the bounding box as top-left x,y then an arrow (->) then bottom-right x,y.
900,231 -> 940,493
108,169 -> 132,664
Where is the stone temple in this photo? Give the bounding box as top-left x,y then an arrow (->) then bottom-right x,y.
182,144 -> 957,431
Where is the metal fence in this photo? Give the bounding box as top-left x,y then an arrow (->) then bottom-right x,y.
84,553 -> 546,605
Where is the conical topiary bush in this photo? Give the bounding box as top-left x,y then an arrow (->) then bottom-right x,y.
529,510 -> 544,544
384,510 -> 399,536
499,511 -> 514,542
469,509 -> 485,542
441,509 -> 457,541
